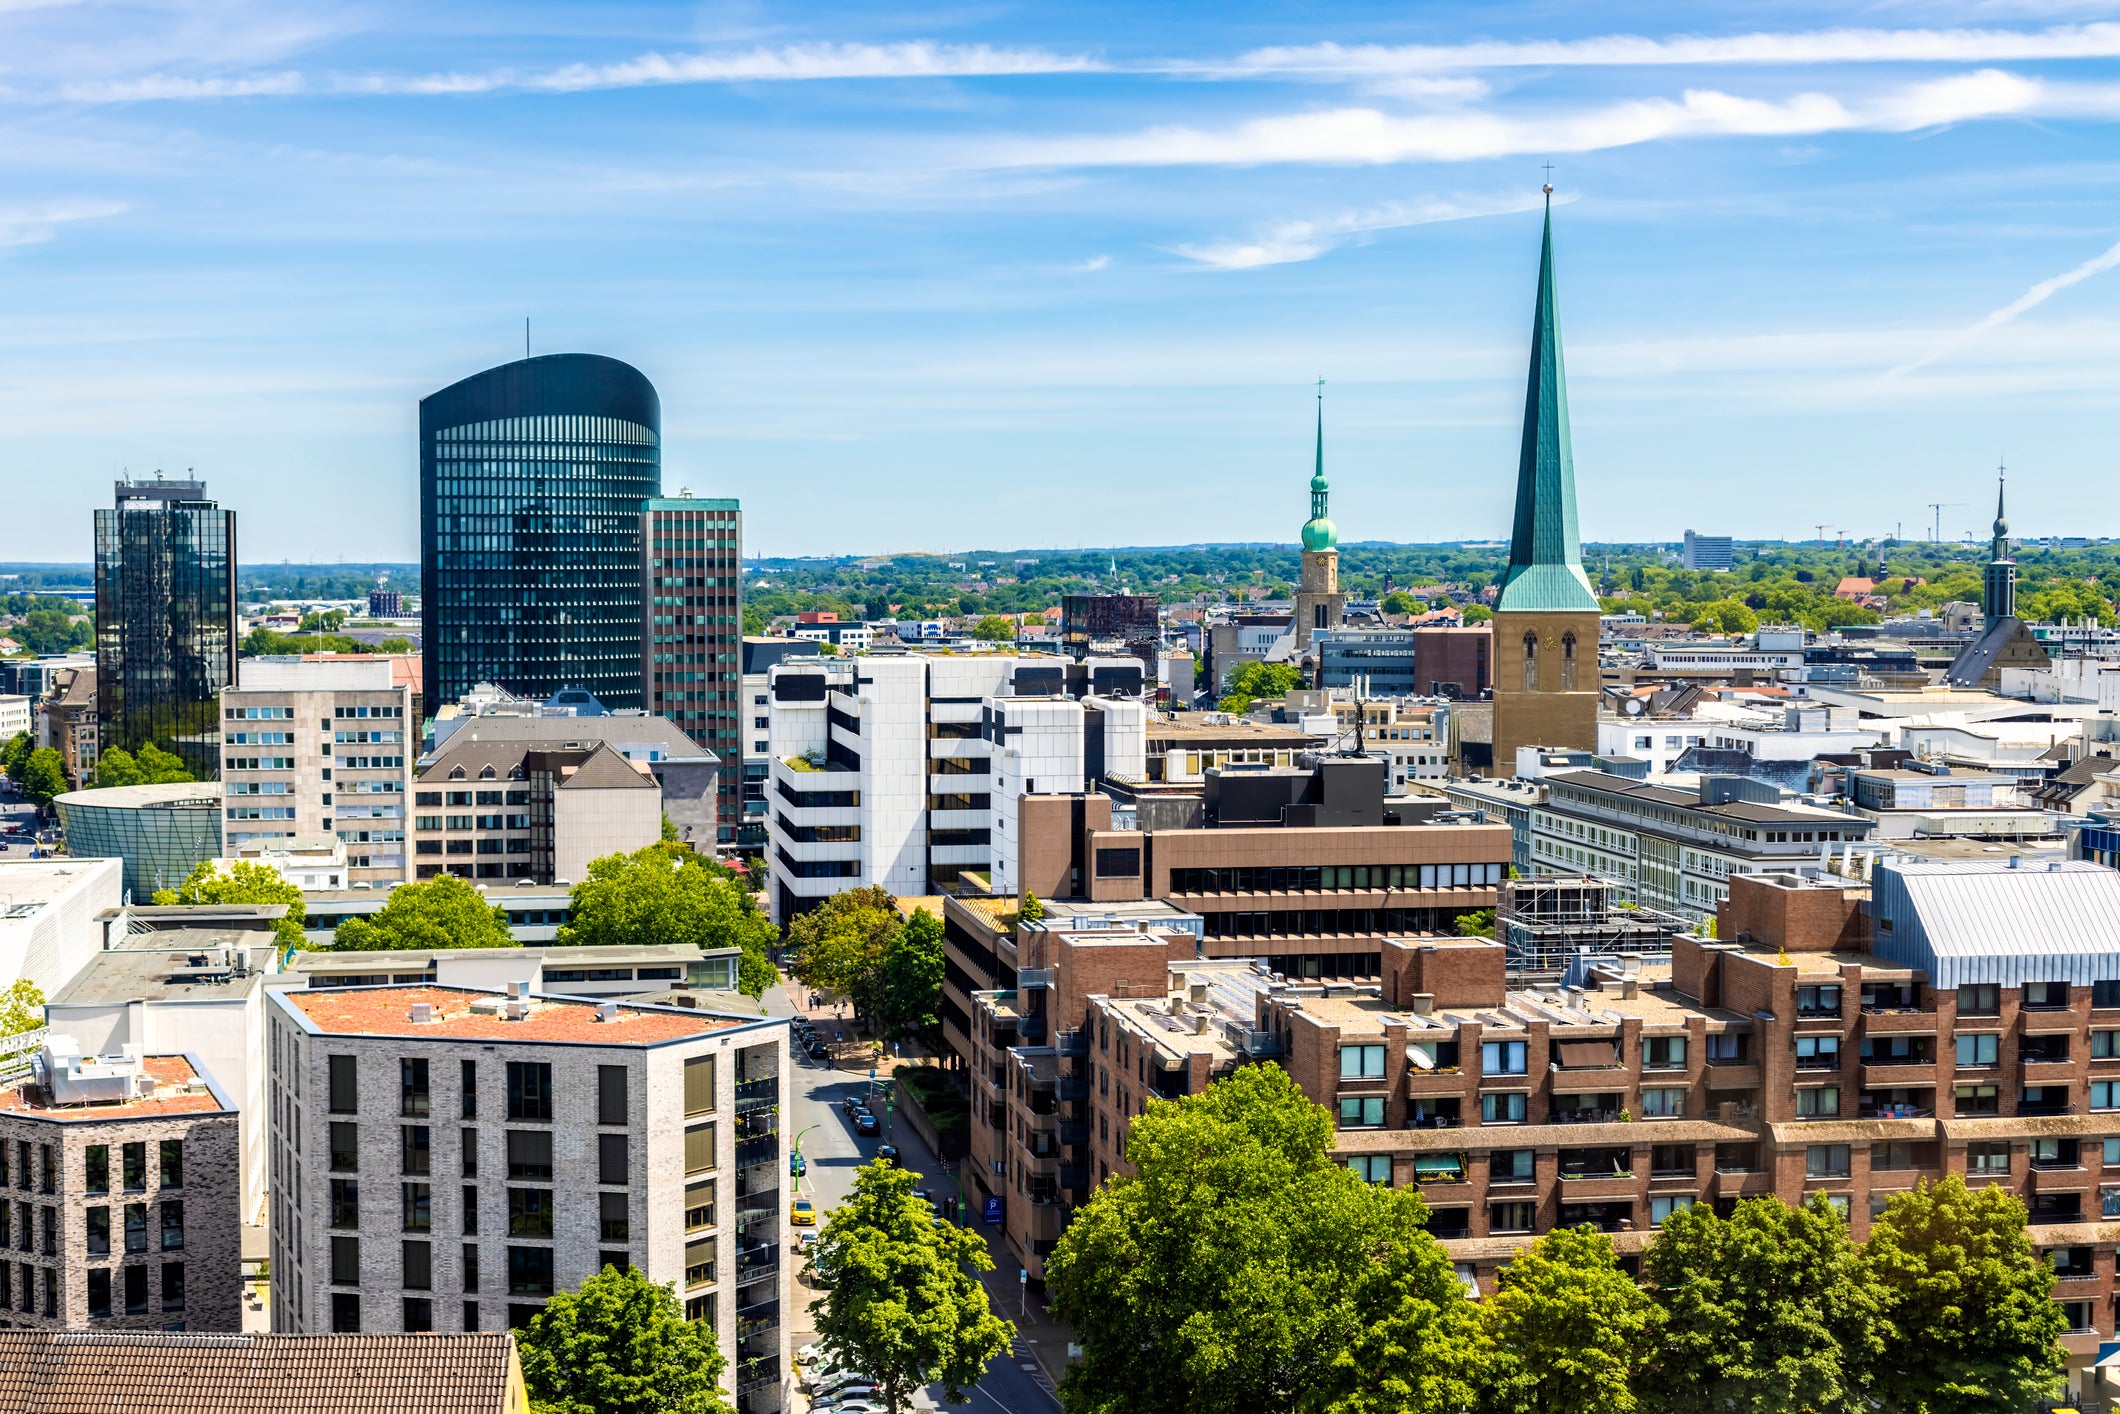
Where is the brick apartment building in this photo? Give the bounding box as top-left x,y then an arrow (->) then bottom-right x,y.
0,1040 -> 241,1332
266,985 -> 789,1413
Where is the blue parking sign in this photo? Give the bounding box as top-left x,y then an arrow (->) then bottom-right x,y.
983,1196 -> 1004,1225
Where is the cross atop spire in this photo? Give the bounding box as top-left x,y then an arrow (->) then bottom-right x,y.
1302,379 -> 1335,553
1495,193 -> 1599,614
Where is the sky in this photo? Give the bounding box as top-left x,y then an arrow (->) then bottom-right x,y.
5,1 -> 2120,562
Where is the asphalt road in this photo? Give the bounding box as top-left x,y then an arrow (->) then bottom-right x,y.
764,985 -> 1061,1414
0,786 -> 45,858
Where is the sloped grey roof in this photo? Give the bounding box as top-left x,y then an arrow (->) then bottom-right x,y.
1870,858 -> 2120,987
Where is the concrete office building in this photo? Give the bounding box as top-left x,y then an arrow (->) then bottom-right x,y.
0,698 -> 28,742
1061,595 -> 1159,667
46,933 -> 279,1222
411,738 -> 659,886
643,497 -> 743,849
1315,630 -> 1419,696
421,355 -> 660,714
284,944 -> 741,998
220,659 -> 414,887
0,860 -> 123,1002
265,985 -> 790,1411
52,785 -> 222,903
36,667 -> 97,790
0,1039 -> 241,1332
1681,532 -> 1734,572
93,479 -> 237,778
0,657 -> 91,704
738,638 -> 820,855
299,887 -> 575,949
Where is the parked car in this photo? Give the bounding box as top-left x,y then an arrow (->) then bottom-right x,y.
789,1152 -> 808,1178
875,1144 -> 898,1164
790,1197 -> 817,1226
808,1039 -> 831,1059
854,1112 -> 879,1136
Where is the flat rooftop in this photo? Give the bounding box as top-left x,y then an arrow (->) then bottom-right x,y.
51,949 -> 270,1006
288,944 -> 727,972
108,927 -> 275,957
0,860 -> 116,913
1,1055 -> 229,1122
280,985 -> 762,1045
1150,714 -> 1325,743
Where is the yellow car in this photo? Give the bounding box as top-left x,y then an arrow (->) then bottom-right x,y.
790,1198 -> 817,1227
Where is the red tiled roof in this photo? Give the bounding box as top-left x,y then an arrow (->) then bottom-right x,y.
0,1056 -> 229,1122
0,1331 -> 521,1413
286,986 -> 746,1045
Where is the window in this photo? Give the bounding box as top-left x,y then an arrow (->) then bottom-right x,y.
685,1125 -> 716,1175
1956,984 -> 2000,1016
328,1055 -> 358,1113
1806,1144 -> 1852,1179
508,1246 -> 555,1297
2095,1031 -> 2120,1060
461,1059 -> 477,1118
1795,1036 -> 1840,1068
332,1293 -> 361,1333
2092,1080 -> 2120,1112
505,1063 -> 552,1122
506,1130 -> 553,1181
2023,981 -> 2069,1009
87,1269 -> 110,1319
1521,632 -> 1538,693
1639,1088 -> 1686,1118
1337,1097 -> 1385,1128
402,1183 -> 431,1232
463,1185 -> 479,1235
162,1262 -> 185,1315
1649,1195 -> 1695,1225
2096,981 -> 2120,1009
1481,1041 -> 1527,1076
1340,1045 -> 1386,1079
598,1134 -> 629,1186
464,1243 -> 480,1292
400,1059 -> 429,1117
1481,1093 -> 1527,1124
1490,1150 -> 1534,1182
1955,1034 -> 2000,1067
685,1181 -> 715,1232
121,1142 -> 145,1192
597,1066 -> 628,1127
1559,632 -> 1578,691
600,1191 -> 630,1242
161,1201 -> 184,1251
460,1128 -> 477,1178
1642,1036 -> 1687,1070
1956,1083 -> 2000,1116
86,1206 -> 108,1256
401,1126 -> 430,1176
508,1189 -> 554,1238
330,1179 -> 359,1228
403,1297 -> 433,1332
1795,985 -> 1841,1018
1651,1145 -> 1694,1177
1346,1156 -> 1391,1184
1795,1087 -> 1840,1118
1491,1200 -> 1536,1231
683,1056 -> 715,1118
85,1145 -> 107,1195
121,1203 -> 146,1254
685,1237 -> 715,1288
2060,1300 -> 2095,1332
403,1240 -> 432,1291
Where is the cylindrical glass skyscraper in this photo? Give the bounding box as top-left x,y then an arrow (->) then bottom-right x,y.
420,354 -> 660,714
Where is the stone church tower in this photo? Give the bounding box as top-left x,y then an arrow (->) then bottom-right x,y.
1491,189 -> 1602,772
1292,385 -> 1346,653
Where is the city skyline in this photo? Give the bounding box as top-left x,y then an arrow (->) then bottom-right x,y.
5,2 -> 2120,557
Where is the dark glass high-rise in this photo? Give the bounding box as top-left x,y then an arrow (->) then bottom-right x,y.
420,355 -> 661,715
94,478 -> 238,779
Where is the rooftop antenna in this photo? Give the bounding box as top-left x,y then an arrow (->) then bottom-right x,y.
524,318 -> 530,360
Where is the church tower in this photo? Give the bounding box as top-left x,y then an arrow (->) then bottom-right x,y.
1293,383 -> 1346,652
1491,188 -> 1602,772
1984,471 -> 2016,622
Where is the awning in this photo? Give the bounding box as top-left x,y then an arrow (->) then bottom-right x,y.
1415,1155 -> 1465,1178
1555,1041 -> 1616,1068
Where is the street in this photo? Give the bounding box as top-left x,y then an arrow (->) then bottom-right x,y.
0,784 -> 44,858
762,984 -> 1062,1414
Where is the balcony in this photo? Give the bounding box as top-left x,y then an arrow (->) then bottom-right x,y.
1557,1201 -> 1633,1233
1057,1076 -> 1088,1103
736,1356 -> 781,1394
1018,968 -> 1053,989
1055,1029 -> 1089,1058
2018,1098 -> 2075,1118
1058,1121 -> 1088,1147
735,1077 -> 778,1114
735,1299 -> 780,1341
1859,1009 -> 1936,1034
1058,1163 -> 1089,1191
735,1241 -> 780,1279
1018,1015 -> 1048,1043
735,1135 -> 779,1169
1241,1031 -> 1283,1059
2028,1199 -> 2084,1225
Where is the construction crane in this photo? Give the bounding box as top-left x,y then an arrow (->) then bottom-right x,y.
1815,524 -> 1829,548
1926,502 -> 1964,543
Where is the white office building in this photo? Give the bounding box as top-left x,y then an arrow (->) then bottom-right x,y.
764,654 -> 1148,921
988,695 -> 1146,899
0,858 -> 124,1000
1681,531 -> 1734,572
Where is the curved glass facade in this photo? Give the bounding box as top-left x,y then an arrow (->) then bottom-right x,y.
421,356 -> 660,713
55,783 -> 224,900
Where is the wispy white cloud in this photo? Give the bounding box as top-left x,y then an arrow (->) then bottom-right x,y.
1173,193 -> 1547,270
987,70 -> 2050,168
62,72 -> 303,102
1078,254 -> 1111,271
0,198 -> 125,245
1206,23 -> 2120,77
1886,234 -> 2120,378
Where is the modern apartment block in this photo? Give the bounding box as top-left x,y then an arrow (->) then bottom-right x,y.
265,984 -> 790,1412
94,480 -> 237,779
0,1039 -> 241,1332
643,497 -> 743,849
762,653 -> 1148,922
219,659 -> 414,887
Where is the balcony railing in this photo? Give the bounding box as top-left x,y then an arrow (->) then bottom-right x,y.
1055,1030 -> 1089,1057
1018,1015 -> 1048,1043
1242,1031 -> 1283,1059
1058,1121 -> 1088,1147
736,1356 -> 781,1393
1018,968 -> 1053,989
1553,1108 -> 1623,1125
735,1135 -> 779,1168
1057,1077 -> 1088,1103
1859,1104 -> 1935,1120
735,1077 -> 779,1113
2019,1101 -> 2075,1117
736,1242 -> 780,1278
1559,1168 -> 1635,1181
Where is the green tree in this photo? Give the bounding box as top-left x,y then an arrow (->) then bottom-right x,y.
741,603 -> 768,636
1462,604 -> 1494,623
20,747 -> 65,809
153,860 -> 309,950
1381,591 -> 1420,616
375,634 -> 415,653
93,742 -> 193,789
331,873 -> 513,951
0,980 -> 44,1037
1048,1065 -> 1479,1414
1453,909 -> 1496,940
810,1160 -> 1014,1413
1689,599 -> 1760,635
1640,1193 -> 1884,1414
1019,891 -> 1045,924
1863,1175 -> 2065,1414
874,906 -> 944,1038
1476,1226 -> 1658,1414
785,885 -> 902,1020
518,1263 -> 730,1414
1219,660 -> 1302,713
560,845 -> 778,995
1,731 -> 31,784
971,614 -> 1017,642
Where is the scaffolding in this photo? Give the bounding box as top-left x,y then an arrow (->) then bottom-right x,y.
1500,874 -> 1686,982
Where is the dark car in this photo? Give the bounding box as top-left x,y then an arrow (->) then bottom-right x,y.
789,1152 -> 808,1178
808,1040 -> 830,1060
876,1144 -> 898,1165
840,1097 -> 863,1118
854,1112 -> 879,1136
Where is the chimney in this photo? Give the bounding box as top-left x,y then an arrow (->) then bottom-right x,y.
1189,983 -> 1208,1003
2009,855 -> 2021,869
1620,978 -> 1640,1000
595,1002 -> 618,1023
1410,993 -> 1434,1016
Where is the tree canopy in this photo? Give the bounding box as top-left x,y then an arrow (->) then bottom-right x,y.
1218,660 -> 1301,713
93,743 -> 194,789
785,886 -> 908,1023
16,746 -> 66,808
809,1160 -> 1013,1413
559,845 -> 778,996
517,1264 -> 729,1414
1048,1064 -> 1478,1414
0,981 -> 44,1038
1476,1226 -> 1658,1414
153,859 -> 309,950
874,906 -> 945,1037
330,873 -> 513,951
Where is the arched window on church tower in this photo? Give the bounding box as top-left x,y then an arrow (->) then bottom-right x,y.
1314,604 -> 1327,630
1560,633 -> 1578,692
1521,633 -> 1539,693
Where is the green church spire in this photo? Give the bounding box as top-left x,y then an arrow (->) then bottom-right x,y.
1495,187 -> 1600,615
1302,377 -> 1337,553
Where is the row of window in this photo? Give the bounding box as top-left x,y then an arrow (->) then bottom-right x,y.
1171,863 -> 1505,894
416,790 -> 531,807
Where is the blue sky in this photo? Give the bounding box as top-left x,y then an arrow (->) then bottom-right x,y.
5,1 -> 2120,561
